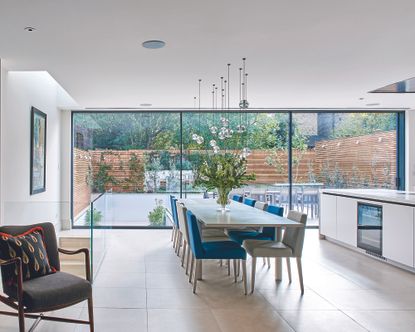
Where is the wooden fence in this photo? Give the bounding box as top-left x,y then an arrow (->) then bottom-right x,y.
73,131 -> 397,218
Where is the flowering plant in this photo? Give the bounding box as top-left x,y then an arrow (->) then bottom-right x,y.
195,153 -> 255,208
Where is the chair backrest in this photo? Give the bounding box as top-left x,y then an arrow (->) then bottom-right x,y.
169,195 -> 179,228
0,222 -> 60,271
186,210 -> 204,259
176,202 -> 189,242
254,201 -> 268,211
261,204 -> 284,239
232,194 -> 243,203
283,210 -> 307,257
243,197 -> 256,207
267,205 -> 284,217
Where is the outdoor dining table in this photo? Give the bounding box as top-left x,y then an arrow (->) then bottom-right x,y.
180,198 -> 303,281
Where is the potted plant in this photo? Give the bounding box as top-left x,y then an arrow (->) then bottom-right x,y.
148,199 -> 166,226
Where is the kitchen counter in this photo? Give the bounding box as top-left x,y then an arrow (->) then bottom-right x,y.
322,189 -> 415,206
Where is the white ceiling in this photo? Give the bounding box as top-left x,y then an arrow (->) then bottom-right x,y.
1,0 -> 415,109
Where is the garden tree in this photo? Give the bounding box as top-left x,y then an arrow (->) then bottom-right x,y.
331,113 -> 396,138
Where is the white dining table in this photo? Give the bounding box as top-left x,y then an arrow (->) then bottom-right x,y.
180,198 -> 303,281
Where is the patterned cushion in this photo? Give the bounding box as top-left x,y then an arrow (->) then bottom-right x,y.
0,227 -> 56,286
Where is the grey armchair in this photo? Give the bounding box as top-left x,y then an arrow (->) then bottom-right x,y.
0,222 -> 94,332
243,210 -> 307,294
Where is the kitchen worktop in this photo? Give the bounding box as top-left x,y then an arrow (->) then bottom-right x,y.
322,189 -> 415,206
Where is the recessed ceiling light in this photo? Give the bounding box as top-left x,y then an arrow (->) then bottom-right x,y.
24,26 -> 36,32
366,103 -> 380,106
140,103 -> 152,107
359,97 -> 365,100
142,40 -> 166,49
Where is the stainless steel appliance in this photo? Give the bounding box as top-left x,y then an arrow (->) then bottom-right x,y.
357,203 -> 383,256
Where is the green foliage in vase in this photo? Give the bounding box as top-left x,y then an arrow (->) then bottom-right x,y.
195,153 -> 256,206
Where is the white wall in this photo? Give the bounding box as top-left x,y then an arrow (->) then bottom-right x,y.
0,69 -> 77,229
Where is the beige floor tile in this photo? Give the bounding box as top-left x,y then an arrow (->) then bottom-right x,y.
145,272 -> 192,289
77,308 -> 147,332
213,308 -> 294,332
345,310 -> 415,332
93,272 -> 146,288
259,289 -> 336,311
147,288 -> 209,309
279,310 -> 368,332
148,309 -> 221,332
92,287 -> 147,308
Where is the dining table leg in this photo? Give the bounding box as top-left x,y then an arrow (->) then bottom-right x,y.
275,227 -> 283,281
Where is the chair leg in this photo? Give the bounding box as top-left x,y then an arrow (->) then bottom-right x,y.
267,257 -> 271,268
262,257 -> 266,265
251,257 -> 257,294
185,246 -> 191,275
176,232 -> 182,256
171,226 -> 174,242
18,303 -> 25,332
181,240 -> 187,267
227,259 -> 230,276
189,256 -> 195,283
193,260 -> 199,294
296,257 -> 304,295
286,257 -> 292,283
172,227 -> 177,247
237,259 -> 240,277
88,296 -> 95,332
242,260 -> 247,295
233,260 -> 237,283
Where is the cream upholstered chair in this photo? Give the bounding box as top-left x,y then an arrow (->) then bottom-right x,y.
176,202 -> 193,275
243,210 -> 307,294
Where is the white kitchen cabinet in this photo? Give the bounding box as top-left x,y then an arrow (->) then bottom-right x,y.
336,197 -> 357,246
320,194 -> 337,239
383,203 -> 414,267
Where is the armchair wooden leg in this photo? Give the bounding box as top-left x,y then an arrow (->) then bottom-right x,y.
18,303 -> 25,332
242,260 -> 247,295
286,258 -> 292,283
88,296 -> 95,332
193,260 -> 200,294
296,257 -> 304,295
251,257 -> 257,294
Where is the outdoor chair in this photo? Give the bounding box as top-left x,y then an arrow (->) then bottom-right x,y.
243,210 -> 307,294
0,222 -> 94,332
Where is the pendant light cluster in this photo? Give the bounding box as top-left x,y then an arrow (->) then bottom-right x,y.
191,58 -> 251,158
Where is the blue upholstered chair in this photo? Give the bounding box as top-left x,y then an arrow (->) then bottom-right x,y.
243,197 -> 256,207
186,210 -> 247,294
228,204 -> 284,245
232,194 -> 243,203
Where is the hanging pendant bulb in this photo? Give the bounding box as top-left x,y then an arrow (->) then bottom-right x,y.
209,139 -> 217,147
192,133 -> 198,141
236,124 -> 246,133
218,130 -> 226,140
196,136 -> 204,145
213,146 -> 220,154
210,126 -> 218,134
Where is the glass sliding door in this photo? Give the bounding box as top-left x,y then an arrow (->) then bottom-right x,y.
292,112 -> 399,226
72,110 -> 403,229
72,112 -> 180,228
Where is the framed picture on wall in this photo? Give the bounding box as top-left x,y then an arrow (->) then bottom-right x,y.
30,107 -> 47,195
